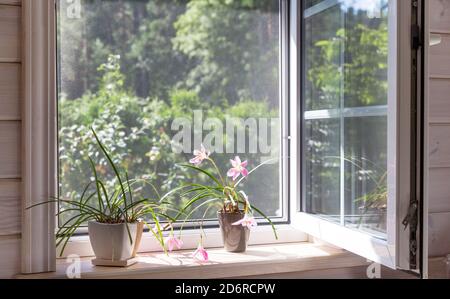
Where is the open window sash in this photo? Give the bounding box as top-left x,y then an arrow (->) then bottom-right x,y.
288,0 -> 423,274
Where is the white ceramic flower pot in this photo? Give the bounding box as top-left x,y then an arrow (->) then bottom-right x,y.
88,221 -> 143,262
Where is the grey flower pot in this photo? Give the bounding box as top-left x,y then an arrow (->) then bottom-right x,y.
217,211 -> 250,253
88,221 -> 143,262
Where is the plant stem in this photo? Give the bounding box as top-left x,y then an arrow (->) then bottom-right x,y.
207,158 -> 226,186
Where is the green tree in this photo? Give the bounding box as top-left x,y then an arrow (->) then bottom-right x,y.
173,0 -> 280,105
128,0 -> 193,100
58,0 -> 287,220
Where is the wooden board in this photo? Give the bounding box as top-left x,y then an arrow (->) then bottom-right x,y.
0,180 -> 20,235
429,33 -> 450,77
429,124 -> 450,168
18,243 -> 369,279
428,257 -> 449,279
429,78 -> 450,122
428,168 -> 450,213
0,63 -> 21,121
429,212 -> 450,257
0,121 -> 21,178
0,0 -> 21,5
0,0 -> 21,280
0,236 -> 20,278
430,0 -> 450,33
0,5 -> 21,62
428,0 -> 450,264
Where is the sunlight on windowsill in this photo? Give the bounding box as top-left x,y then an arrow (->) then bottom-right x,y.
17,242 -> 369,279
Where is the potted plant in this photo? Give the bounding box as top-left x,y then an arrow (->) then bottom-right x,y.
170,145 -> 278,254
28,128 -> 174,266
337,156 -> 387,233
356,171 -> 388,232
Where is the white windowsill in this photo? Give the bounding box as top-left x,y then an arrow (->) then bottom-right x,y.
16,242 -> 370,279
58,224 -> 308,258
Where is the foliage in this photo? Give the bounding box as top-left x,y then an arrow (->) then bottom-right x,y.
58,0 -> 279,104
30,128 -> 175,256
57,0 -> 390,234
303,5 -> 389,229
167,149 -> 279,239
173,0 -> 280,104
307,20 -> 388,110
128,0 -> 193,100
59,54 -> 279,221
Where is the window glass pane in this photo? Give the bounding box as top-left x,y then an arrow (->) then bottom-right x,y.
344,116 -> 387,237
342,1 -> 389,108
303,0 -> 388,237
304,4 -> 342,110
57,0 -> 283,226
304,119 -> 340,221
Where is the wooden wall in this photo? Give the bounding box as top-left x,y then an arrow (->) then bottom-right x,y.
0,0 -> 21,278
428,0 -> 450,258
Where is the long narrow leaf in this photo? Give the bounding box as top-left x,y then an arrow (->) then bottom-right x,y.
235,157 -> 279,187
88,157 -> 104,214
91,127 -> 129,219
179,164 -> 222,187
174,191 -> 221,221
147,207 -> 167,255
57,215 -> 94,256
126,171 -> 134,207
251,205 -> 278,240
179,198 -> 222,235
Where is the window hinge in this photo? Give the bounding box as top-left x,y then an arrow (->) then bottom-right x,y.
411,0 -> 421,51
411,24 -> 421,50
402,200 -> 419,269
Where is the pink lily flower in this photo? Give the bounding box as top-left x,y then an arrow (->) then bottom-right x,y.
189,144 -> 210,165
227,156 -> 249,181
232,214 -> 258,230
165,236 -> 183,252
193,243 -> 209,262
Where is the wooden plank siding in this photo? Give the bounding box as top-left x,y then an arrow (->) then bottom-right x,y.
0,0 -> 21,6
0,4 -> 21,62
0,63 -> 21,120
0,0 -> 21,278
428,168 -> 450,213
429,123 -> 450,168
429,78 -> 450,123
429,212 -> 450,257
429,33 -> 450,78
0,236 -> 20,278
429,0 -> 450,33
0,180 -> 21,236
428,0 -> 450,262
0,121 -> 21,179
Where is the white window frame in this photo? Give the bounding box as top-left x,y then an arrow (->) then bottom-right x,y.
21,0 -> 58,274
288,0 -> 419,272
56,0 -> 307,255
22,0 -> 308,263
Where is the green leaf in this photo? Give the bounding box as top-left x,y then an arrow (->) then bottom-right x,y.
179,164 -> 222,187
91,127 -> 129,219
178,197 -> 222,234
235,157 -> 278,187
88,157 -> 104,214
251,205 -> 278,240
